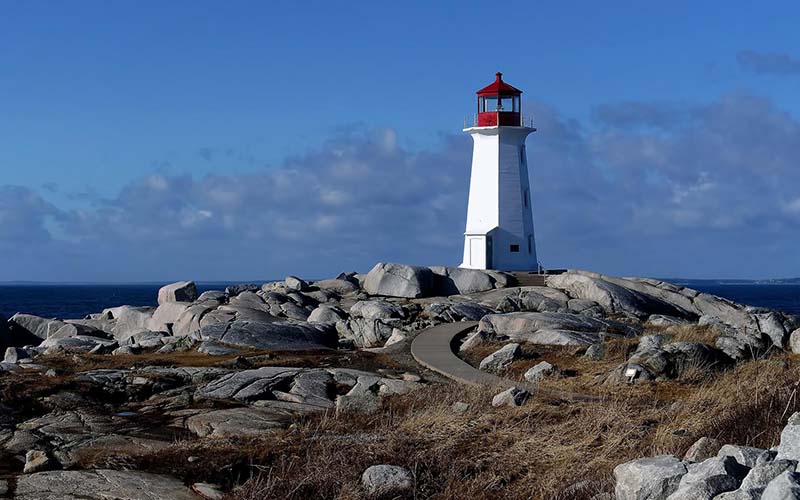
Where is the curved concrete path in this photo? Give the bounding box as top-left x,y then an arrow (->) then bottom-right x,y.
411,321 -> 512,388
410,321 -> 600,402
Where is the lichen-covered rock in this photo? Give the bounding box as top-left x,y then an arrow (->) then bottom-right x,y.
717,444 -> 767,468
524,361 -> 554,382
307,305 -> 347,324
777,413 -> 800,461
361,465 -> 413,497
363,262 -> 434,298
478,343 -> 520,373
614,455 -> 688,500
684,437 -> 721,463
665,456 -> 749,500
491,387 -> 529,407
284,276 -> 309,292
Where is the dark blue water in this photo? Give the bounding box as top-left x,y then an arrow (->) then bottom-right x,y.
0,283 -> 233,320
0,283 -> 798,321
690,284 -> 800,316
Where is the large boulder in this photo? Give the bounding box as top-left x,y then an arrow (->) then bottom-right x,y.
363,262 -> 434,298
195,320 -> 336,350
361,465 -> 413,497
8,314 -> 65,340
307,305 -> 348,324
429,266 -> 496,295
614,455 -> 688,500
478,311 -> 641,347
157,281 -> 197,304
148,302 -> 192,334
106,306 -> 154,340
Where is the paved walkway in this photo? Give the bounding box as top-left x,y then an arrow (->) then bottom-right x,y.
410,321 -> 600,402
411,321 -> 513,388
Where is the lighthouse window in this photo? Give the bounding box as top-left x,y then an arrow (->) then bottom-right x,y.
509,244 -> 520,253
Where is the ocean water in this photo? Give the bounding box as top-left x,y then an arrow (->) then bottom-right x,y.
0,282 -> 798,321
0,283 -> 232,320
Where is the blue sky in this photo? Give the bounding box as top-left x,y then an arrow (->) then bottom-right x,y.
1,1 -> 800,281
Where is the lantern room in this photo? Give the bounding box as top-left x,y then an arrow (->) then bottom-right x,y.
476,72 -> 522,127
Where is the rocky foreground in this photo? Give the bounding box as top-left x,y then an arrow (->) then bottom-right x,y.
0,263 -> 799,499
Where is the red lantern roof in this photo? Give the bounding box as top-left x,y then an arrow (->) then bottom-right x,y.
476,72 -> 522,96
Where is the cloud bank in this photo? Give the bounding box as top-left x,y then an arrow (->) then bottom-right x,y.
738,50 -> 800,76
3,93 -> 800,281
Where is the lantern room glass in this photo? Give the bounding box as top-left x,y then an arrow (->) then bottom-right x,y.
479,95 -> 519,112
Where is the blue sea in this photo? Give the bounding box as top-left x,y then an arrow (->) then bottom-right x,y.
0,282 -> 798,321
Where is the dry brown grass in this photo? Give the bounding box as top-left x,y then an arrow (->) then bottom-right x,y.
72,352 -> 800,500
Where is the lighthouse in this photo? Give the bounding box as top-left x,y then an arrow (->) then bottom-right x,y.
460,72 -> 538,271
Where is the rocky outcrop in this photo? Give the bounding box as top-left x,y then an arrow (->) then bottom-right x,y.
194,321 -> 337,350
608,334 -> 729,383
429,266 -> 498,295
15,469 -> 201,500
477,311 -> 640,347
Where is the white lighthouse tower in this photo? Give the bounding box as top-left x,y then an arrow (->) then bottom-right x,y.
460,72 -> 538,271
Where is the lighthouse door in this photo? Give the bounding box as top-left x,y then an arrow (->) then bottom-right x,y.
486,236 -> 493,269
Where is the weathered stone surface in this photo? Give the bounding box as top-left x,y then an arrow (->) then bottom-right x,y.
363,262 -> 434,298
790,329 -> 800,355
722,459 -> 798,499
361,465 -> 413,497
717,444 -> 767,468
474,286 -> 569,313
148,301 -> 192,334
192,482 -> 224,499
614,455 -> 688,500
430,266 -> 495,295
284,275 -> 309,291
761,471 -> 800,499
15,469 -> 200,499
197,290 -> 227,302
611,339 -> 728,383
547,272 -> 691,319
186,406 -> 308,438
196,367 -> 302,402
307,305 -> 347,324
24,449 -> 55,474
9,313 -> 65,340
524,361 -> 554,382
491,387 -> 529,407
107,306 -> 154,340
313,279 -> 359,295
684,437 -> 721,463
157,281 -> 197,304
478,312 -> 640,346
350,300 -> 405,321
666,456 -> 749,500
479,343 -> 520,373
4,346 -> 31,363
40,336 -> 117,353
196,321 -> 336,350
776,413 -> 800,463
224,283 -> 259,297
197,340 -> 239,356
